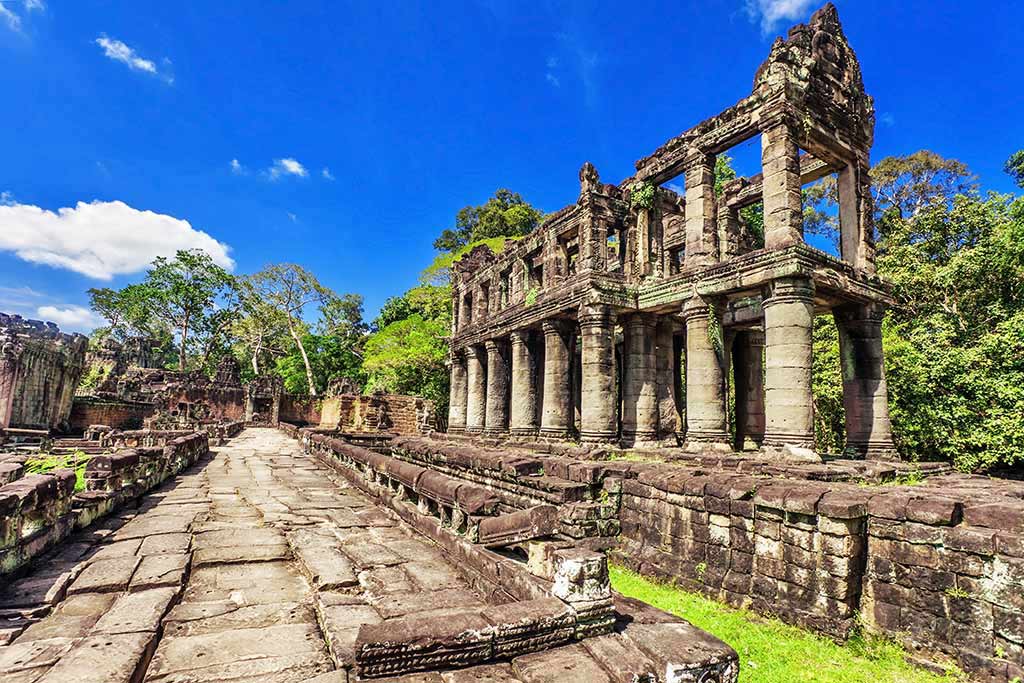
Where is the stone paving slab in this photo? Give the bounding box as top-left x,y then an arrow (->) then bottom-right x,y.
66,556 -> 140,595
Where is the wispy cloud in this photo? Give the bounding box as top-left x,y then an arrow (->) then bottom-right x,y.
287,212 -> 298,223
95,35 -> 174,83
268,157 -> 308,180
0,1 -> 25,32
230,158 -> 246,175
544,56 -> 560,87
880,112 -> 896,127
321,167 -> 334,181
554,32 -> 601,109
744,0 -> 816,35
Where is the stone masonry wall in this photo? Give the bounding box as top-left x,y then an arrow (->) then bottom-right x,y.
613,465 -> 1024,679
68,398 -> 155,431
298,393 -> 437,435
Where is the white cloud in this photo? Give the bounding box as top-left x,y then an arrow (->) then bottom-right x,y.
287,212 -> 298,223
0,198 -> 234,280
24,0 -> 45,11
36,305 -> 105,333
230,158 -> 245,174
0,3 -> 22,32
545,72 -> 560,87
268,157 -> 308,180
0,190 -> 14,206
95,35 -> 174,83
321,167 -> 334,181
95,36 -> 156,73
745,0 -> 817,34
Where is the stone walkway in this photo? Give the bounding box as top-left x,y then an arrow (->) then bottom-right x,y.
0,428 -> 489,683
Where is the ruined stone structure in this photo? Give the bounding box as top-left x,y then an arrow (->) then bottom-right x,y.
0,314 -> 87,435
448,4 -> 895,460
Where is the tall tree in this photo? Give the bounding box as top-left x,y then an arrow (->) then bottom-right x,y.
432,189 -> 544,252
89,249 -> 236,372
246,264 -> 341,396
231,293 -> 291,377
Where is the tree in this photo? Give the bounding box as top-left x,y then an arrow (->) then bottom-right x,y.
363,313 -> 450,412
246,264 -> 344,396
432,189 -> 544,252
275,333 -> 366,396
231,293 -> 291,378
144,250 -> 237,371
88,249 -> 236,372
1005,150 -> 1024,189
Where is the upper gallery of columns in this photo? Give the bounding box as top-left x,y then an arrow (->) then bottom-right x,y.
449,4 -> 891,352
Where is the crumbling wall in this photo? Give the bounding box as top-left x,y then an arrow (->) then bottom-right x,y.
68,398 -> 154,431
0,314 -> 87,432
316,393 -> 437,435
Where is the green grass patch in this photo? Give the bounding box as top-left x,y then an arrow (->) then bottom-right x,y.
610,564 -> 964,683
24,451 -> 89,492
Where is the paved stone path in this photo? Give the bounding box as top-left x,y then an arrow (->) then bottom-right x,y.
0,428 -> 490,683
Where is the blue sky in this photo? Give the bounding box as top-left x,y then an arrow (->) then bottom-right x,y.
1,0 -> 1022,333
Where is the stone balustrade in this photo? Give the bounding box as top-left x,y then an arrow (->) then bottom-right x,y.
0,431 -> 209,576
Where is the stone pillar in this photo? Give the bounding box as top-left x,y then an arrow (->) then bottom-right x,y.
732,331 -> 765,450
509,330 -> 539,436
465,345 -> 487,434
578,305 -> 617,443
655,317 -> 679,437
0,344 -> 20,429
621,314 -> 659,444
835,304 -> 896,459
684,152 -> 718,267
447,349 -> 468,434
681,297 -> 729,445
761,122 -> 803,250
540,320 -> 572,438
762,277 -> 816,450
484,339 -> 510,435
837,158 -> 877,273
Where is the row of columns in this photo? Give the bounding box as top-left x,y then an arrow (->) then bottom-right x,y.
448,277 -> 894,457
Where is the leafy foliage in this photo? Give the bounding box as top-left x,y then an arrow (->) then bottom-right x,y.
1006,150 -> 1024,189
809,152 -> 1024,471
89,249 -> 237,372
363,313 -> 450,411
432,189 -> 543,252
629,181 -> 656,210
275,333 -> 366,396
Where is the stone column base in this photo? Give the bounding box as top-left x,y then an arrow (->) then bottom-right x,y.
580,429 -> 618,444
843,440 -> 900,461
447,426 -> 466,435
509,427 -> 539,437
539,427 -> 572,439
465,426 -> 484,435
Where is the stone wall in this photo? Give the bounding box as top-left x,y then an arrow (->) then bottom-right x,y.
613,466 -> 1024,680
279,394 -> 322,425
68,397 -> 154,431
318,393 -> 436,435
0,431 -> 209,576
0,314 -> 87,432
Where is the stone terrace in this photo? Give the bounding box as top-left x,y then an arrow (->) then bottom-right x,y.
0,428 -> 738,682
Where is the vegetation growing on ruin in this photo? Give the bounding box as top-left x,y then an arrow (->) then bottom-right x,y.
431,188 -> 544,252
610,565 -> 965,683
24,451 -> 88,492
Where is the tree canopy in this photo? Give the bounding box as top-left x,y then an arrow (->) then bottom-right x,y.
432,189 -> 544,252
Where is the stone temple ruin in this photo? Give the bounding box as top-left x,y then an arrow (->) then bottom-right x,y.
0,6 -> 1022,683
447,3 -> 893,460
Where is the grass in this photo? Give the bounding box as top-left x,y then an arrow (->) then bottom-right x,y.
24,450 -> 89,492
609,564 -> 965,683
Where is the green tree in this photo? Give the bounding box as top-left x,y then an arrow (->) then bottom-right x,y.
89,249 -> 236,372
275,333 -> 366,396
231,294 -> 291,378
1004,150 -> 1024,189
432,189 -> 544,252
363,313 -> 450,412
246,264 -> 343,397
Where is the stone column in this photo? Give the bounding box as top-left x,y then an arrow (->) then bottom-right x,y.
0,342 -> 21,429
465,345 -> 487,434
681,296 -> 729,445
762,277 -> 816,450
540,320 -> 572,438
837,158 -> 877,273
621,314 -> 659,444
835,304 -> 896,459
761,122 -> 803,250
447,349 -> 468,434
732,331 -> 765,450
684,152 -> 718,267
578,305 -> 617,443
509,330 -> 538,436
655,317 -> 679,437
484,339 -> 510,435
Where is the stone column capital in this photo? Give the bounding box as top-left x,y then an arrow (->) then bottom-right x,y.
832,302 -> 886,325
509,329 -> 531,347
577,304 -> 613,329
622,312 -> 656,332
680,295 -> 714,321
763,277 -> 815,307
541,319 -> 571,338
484,338 -> 506,352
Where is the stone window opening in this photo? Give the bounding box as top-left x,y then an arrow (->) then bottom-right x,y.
463,292 -> 473,326
527,253 -> 544,291
479,282 -> 490,318
606,228 -> 623,272
668,246 -> 685,275
561,234 -> 580,277
499,269 -> 511,308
